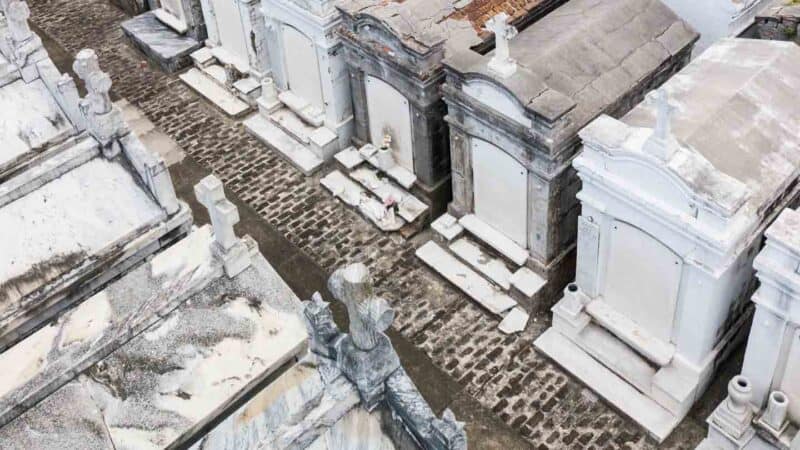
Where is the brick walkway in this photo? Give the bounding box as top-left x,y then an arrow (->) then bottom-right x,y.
27,0 -> 730,446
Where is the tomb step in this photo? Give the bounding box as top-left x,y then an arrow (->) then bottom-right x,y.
278,90 -> 324,128
269,108 -> 338,160
209,45 -> 249,74
243,113 -> 323,175
416,241 -> 516,316
584,299 -> 676,367
349,166 -> 428,224
334,146 -> 364,171
190,47 -> 214,68
359,144 -> 416,189
321,170 -> 405,232
510,267 -> 546,300
201,64 -> 228,87
449,237 -> 512,290
179,68 -> 250,118
459,214 -> 528,266
535,328 -> 680,443
233,76 -> 260,101
431,213 -> 464,244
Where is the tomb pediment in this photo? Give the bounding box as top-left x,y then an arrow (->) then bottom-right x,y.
579,115 -> 751,222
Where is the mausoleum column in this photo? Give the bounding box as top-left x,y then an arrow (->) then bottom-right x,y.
741,305 -> 789,409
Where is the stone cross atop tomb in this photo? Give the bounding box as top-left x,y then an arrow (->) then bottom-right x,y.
194,175 -> 252,278
6,0 -> 32,43
73,49 -> 128,157
485,12 -> 518,78
643,88 -> 678,161
4,0 -> 46,82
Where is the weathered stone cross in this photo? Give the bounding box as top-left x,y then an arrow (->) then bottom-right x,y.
6,0 -> 33,43
194,175 -> 240,252
644,88 -> 678,161
486,12 -> 518,78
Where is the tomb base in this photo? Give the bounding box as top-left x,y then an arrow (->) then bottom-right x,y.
121,11 -> 201,73
536,285 -> 754,443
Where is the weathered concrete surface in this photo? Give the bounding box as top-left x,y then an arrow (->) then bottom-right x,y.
27,0 -> 742,447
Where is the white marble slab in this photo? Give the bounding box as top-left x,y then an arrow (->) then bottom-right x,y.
180,68 -> 250,117
0,78 -> 76,168
0,157 -> 165,306
321,170 -> 405,232
416,241 -> 516,316
535,328 -> 679,442
431,213 -> 464,242
459,214 -> 528,266
449,237 -> 512,290
509,267 -> 546,299
349,166 -> 428,223
244,113 -> 323,175
0,226 -> 308,448
498,307 -> 529,334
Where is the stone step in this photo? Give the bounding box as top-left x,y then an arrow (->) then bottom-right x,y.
510,266 -> 546,300
189,47 -> 214,68
584,299 -> 676,367
535,328 -> 679,442
358,144 -> 416,189
179,68 -> 250,118
449,237 -> 513,290
459,214 -> 528,266
201,63 -> 228,87
416,241 -> 517,316
498,306 -> 529,334
278,90 -> 324,128
349,166 -> 428,223
321,170 -> 405,232
334,146 -> 364,171
431,213 -> 464,244
268,108 -> 337,161
243,113 -> 323,175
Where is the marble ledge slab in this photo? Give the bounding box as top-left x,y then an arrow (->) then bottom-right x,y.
121,11 -> 202,73
0,226 -> 308,448
0,226 -> 220,427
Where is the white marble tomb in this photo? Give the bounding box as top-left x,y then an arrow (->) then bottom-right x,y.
661,0 -> 771,55
0,175 -> 308,448
699,207 -> 800,450
535,38 -> 800,442
180,0 -> 269,116
0,16 -> 191,352
243,0 -> 353,175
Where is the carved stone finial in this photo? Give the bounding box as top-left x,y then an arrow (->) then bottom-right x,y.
73,48 -> 101,83
328,263 -> 394,351
485,12 -> 518,78
643,88 -> 678,161
302,292 -> 341,358
7,0 -> 32,42
194,175 -> 251,277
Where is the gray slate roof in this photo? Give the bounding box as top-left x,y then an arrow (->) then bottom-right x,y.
445,0 -> 697,147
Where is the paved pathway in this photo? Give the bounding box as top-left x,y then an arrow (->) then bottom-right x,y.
27,0 -> 744,446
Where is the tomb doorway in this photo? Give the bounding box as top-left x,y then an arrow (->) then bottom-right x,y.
282,25 -> 324,114
365,75 -> 413,173
602,221 -> 682,343
209,0 -> 249,68
470,138 -> 528,247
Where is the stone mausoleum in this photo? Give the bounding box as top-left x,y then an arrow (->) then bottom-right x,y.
661,0 -> 771,55
244,0 -> 354,175
536,38 -> 800,442
121,0 -> 206,72
700,207 -> 800,450
322,0 -> 566,232
179,0 -> 269,117
416,0 -> 697,332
